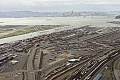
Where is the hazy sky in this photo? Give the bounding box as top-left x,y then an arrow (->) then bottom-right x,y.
0,0 -> 120,12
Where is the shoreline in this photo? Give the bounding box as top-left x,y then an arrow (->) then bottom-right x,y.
0,25 -> 66,39
0,25 -> 76,44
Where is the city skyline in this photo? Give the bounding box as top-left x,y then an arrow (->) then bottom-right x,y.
0,0 -> 120,12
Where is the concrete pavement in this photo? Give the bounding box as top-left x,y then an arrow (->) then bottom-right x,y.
27,47 -> 37,80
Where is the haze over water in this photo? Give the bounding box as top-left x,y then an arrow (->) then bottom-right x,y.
0,16 -> 120,27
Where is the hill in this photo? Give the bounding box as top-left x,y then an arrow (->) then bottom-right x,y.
115,15 -> 120,19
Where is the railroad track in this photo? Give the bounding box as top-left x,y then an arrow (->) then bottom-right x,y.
68,49 -> 120,80
45,59 -> 90,80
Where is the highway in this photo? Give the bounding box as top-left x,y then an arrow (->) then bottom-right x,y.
36,50 -> 44,80
27,47 -> 37,80
17,45 -> 44,80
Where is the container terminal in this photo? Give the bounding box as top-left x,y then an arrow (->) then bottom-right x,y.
0,26 -> 120,80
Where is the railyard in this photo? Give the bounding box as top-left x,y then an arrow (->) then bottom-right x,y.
0,26 -> 120,80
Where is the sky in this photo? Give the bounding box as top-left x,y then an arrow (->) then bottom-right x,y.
0,0 -> 120,12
